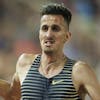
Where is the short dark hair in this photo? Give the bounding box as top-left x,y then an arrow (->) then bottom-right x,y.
40,3 -> 72,26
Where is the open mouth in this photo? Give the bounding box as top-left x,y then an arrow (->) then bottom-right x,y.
44,40 -> 55,46
45,40 -> 55,44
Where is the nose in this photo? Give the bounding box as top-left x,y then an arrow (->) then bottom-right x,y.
46,29 -> 53,37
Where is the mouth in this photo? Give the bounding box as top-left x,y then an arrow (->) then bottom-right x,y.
44,40 -> 55,46
45,40 -> 55,43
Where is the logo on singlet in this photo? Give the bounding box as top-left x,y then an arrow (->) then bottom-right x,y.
52,80 -> 64,85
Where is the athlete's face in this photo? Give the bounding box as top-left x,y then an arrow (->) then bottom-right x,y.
39,15 -> 71,54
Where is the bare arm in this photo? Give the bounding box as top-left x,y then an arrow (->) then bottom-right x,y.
82,63 -> 100,100
7,73 -> 21,100
73,61 -> 100,100
0,53 -> 36,100
0,55 -> 22,100
0,73 -> 20,100
0,73 -> 21,100
0,79 -> 10,97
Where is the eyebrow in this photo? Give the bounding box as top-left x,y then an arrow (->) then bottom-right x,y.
41,23 -> 66,28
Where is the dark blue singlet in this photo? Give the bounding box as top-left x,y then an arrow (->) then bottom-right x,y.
21,55 -> 82,100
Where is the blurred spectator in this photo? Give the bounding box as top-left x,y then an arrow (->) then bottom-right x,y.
0,0 -> 5,19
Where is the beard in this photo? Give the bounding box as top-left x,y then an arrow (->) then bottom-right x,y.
44,50 -> 54,55
42,46 -> 56,55
44,48 -> 54,54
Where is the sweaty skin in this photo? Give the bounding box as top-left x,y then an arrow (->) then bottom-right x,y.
0,15 -> 100,100
4,53 -> 100,100
0,79 -> 10,99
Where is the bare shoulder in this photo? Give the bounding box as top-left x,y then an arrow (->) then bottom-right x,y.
72,61 -> 91,88
73,61 -> 95,77
73,61 -> 100,99
72,60 -> 99,91
16,53 -> 38,70
73,61 -> 91,72
16,53 -> 39,84
72,61 -> 95,81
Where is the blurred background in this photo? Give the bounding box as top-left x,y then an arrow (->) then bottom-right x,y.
0,0 -> 100,99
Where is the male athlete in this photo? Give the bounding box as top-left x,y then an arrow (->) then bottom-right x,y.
0,3 -> 100,100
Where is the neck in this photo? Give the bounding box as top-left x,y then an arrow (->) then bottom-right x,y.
39,52 -> 66,78
41,52 -> 65,67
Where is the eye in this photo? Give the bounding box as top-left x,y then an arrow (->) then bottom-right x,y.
41,25 -> 48,32
51,25 -> 60,32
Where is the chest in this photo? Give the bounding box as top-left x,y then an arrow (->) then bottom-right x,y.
21,56 -> 81,100
21,67 -> 80,100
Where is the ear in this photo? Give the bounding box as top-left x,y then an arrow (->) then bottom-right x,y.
65,32 -> 71,41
